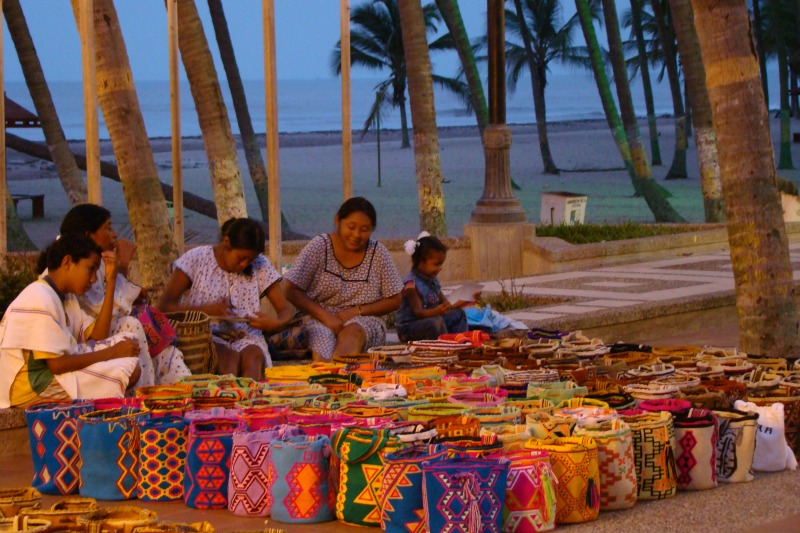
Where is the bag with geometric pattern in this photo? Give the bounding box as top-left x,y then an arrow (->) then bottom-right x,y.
487,450 -> 557,533
381,445 -> 448,533
711,408 -> 758,483
672,409 -> 719,490
25,401 -> 94,495
183,418 -> 237,509
573,418 -> 637,510
269,435 -> 335,524
620,410 -> 678,500
78,407 -> 143,500
137,415 -> 187,501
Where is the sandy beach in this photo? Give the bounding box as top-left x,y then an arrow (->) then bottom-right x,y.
8,115 -> 800,249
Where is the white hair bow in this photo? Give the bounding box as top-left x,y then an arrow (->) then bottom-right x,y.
403,231 -> 431,256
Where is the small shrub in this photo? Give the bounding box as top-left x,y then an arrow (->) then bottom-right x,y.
536,222 -> 698,244
477,278 -> 569,312
0,255 -> 38,319
778,177 -> 799,196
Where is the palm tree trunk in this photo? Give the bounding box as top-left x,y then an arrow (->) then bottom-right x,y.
684,77 -> 692,137
752,0 -> 769,109
397,84 -> 411,149
599,0 -> 684,222
792,69 -> 799,118
4,0 -> 87,205
630,0 -> 662,166
206,0 -> 292,232
512,0 -> 559,174
691,0 -> 799,356
434,0 -> 487,138
575,0 -> 637,185
649,0 -> 687,179
397,0 -> 446,236
668,0 -> 724,222
777,42 -> 794,169
176,0 -> 247,224
69,0 -> 176,287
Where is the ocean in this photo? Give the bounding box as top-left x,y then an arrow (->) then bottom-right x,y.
6,71 -> 688,142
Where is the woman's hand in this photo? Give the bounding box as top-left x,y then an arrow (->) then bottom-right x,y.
115,239 -> 136,273
321,312 -> 345,335
247,311 -> 285,333
204,299 -> 234,317
434,302 -> 452,316
335,306 -> 361,323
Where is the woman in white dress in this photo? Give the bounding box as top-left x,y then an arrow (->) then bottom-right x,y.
159,218 -> 294,379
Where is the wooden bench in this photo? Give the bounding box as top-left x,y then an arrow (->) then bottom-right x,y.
11,194 -> 44,219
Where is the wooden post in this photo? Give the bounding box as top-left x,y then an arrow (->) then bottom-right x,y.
79,0 -> 101,205
0,0 -> 6,255
168,0 -> 183,253
263,0 -> 281,269
340,0 -> 352,200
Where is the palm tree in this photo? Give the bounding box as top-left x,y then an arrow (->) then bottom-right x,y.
397,0 -> 446,236
69,0 -> 177,287
647,0 -> 687,178
667,0 -> 724,222
628,0 -> 662,165
691,0 -> 799,357
4,0 -> 87,205
752,0 -> 769,107
206,0 -> 293,233
331,0 -> 466,149
434,0 -> 488,138
760,0 -> 795,169
176,0 -> 247,223
501,0 -> 577,174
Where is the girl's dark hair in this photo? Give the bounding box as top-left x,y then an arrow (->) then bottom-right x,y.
337,196 -> 377,228
412,235 -> 447,268
60,204 -> 111,235
220,218 -> 266,253
37,233 -> 102,273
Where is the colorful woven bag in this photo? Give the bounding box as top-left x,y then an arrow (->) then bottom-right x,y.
269,435 -> 334,523
183,418 -> 237,509
712,408 -> 758,483
620,410 -> 678,500
525,412 -> 576,439
381,445 -> 448,533
331,427 -> 401,526
487,450 -> 557,533
422,457 -> 509,533
573,419 -> 637,510
137,415 -> 187,501
672,409 -> 718,490
227,424 -> 304,516
78,407 -> 143,500
132,304 -> 177,357
524,437 -> 600,524
25,401 -> 94,495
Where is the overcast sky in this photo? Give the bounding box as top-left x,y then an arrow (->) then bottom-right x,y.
4,1 -> 500,82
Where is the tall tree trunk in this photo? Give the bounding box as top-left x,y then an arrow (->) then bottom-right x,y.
206,0 -> 292,232
684,77 -> 692,137
630,0 -> 662,166
777,42 -> 794,168
397,0 -> 446,236
668,0 -> 724,222
752,0 -> 769,109
4,0 -> 87,205
397,83 -> 411,149
691,0 -> 799,356
792,69 -> 799,118
650,0 -> 687,179
599,0 -> 684,221
176,0 -> 246,224
434,0 -> 487,138
69,0 -> 176,287
512,0 -> 559,174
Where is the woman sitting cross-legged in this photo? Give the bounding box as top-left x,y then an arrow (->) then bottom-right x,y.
159,218 -> 294,380
0,234 -> 141,408
284,197 -> 403,361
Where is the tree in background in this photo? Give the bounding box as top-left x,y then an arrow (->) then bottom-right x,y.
4,0 -> 87,206
627,0 -> 662,165
398,0 -> 447,236
176,0 -> 247,223
69,0 -> 176,287
206,0 -> 294,235
668,0 -> 724,222
331,0 -> 467,149
691,0 -> 799,357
